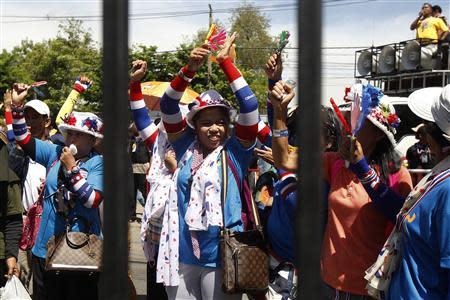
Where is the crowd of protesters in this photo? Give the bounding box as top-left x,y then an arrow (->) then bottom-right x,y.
0,17 -> 449,300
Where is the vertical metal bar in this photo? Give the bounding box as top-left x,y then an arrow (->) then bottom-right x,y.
297,0 -> 322,298
101,0 -> 129,299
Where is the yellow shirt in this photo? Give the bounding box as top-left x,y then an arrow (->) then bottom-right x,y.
417,17 -> 449,42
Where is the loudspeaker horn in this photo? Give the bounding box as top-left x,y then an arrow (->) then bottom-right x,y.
401,40 -> 421,70
378,45 -> 396,74
357,51 -> 374,76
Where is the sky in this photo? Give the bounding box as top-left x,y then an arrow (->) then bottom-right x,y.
1,0 -> 449,104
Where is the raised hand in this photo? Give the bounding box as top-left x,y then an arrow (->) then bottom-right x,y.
11,83 -> 30,106
254,146 -> 274,165
130,60 -> 148,82
269,80 -> 295,110
216,32 -> 237,64
187,46 -> 210,72
73,75 -> 93,93
265,53 -> 283,81
339,135 -> 364,163
3,89 -> 12,112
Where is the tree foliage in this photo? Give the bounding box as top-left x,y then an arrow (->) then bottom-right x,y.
1,4 -> 276,119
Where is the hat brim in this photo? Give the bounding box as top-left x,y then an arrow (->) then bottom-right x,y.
367,115 -> 397,147
431,97 -> 450,142
407,87 -> 442,122
186,104 -> 231,128
58,124 -> 103,139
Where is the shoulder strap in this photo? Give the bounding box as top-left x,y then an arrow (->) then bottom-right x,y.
224,150 -> 262,230
220,149 -> 228,229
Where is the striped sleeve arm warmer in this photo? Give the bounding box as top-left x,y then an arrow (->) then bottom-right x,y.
220,57 -> 259,142
4,111 -> 14,142
257,120 -> 271,145
129,80 -> 159,150
11,105 -> 31,146
66,170 -> 103,208
159,65 -> 195,134
349,157 -> 405,222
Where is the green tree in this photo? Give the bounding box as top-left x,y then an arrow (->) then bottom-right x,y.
1,19 -> 102,117
230,3 -> 276,70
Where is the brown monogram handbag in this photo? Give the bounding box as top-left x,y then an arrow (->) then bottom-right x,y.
45,217 -> 102,273
219,150 -> 269,294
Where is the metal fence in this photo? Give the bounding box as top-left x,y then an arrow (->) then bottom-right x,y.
100,0 -> 323,298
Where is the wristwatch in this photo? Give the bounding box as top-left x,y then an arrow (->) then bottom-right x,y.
64,165 -> 80,177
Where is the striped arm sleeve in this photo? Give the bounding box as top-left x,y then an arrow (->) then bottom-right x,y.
220,58 -> 259,141
129,80 -> 158,150
66,171 -> 103,208
4,111 -> 14,142
277,170 -> 297,201
159,65 -> 195,133
257,120 -> 271,146
349,157 -> 405,222
12,105 -> 31,146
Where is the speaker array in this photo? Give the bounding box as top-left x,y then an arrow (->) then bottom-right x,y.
354,39 -> 442,78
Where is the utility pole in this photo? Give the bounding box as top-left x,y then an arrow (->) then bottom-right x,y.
208,4 -> 213,88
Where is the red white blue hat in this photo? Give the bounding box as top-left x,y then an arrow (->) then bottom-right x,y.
58,111 -> 104,139
186,90 -> 231,128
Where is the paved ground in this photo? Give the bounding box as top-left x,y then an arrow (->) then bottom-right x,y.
129,206 -> 147,298
128,205 -> 249,300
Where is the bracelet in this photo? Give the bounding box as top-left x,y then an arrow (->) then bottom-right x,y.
272,129 -> 289,138
178,68 -> 193,82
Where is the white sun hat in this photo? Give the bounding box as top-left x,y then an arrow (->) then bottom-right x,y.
58,111 -> 103,139
431,85 -> 450,142
407,87 -> 442,122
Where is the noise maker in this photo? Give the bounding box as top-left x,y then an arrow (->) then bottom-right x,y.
69,144 -> 78,156
205,24 -> 218,44
30,81 -> 47,87
330,97 -> 352,136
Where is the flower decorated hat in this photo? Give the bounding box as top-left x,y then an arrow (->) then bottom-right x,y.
345,83 -> 400,147
58,111 -> 104,139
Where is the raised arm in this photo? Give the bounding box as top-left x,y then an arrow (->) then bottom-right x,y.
10,83 -> 36,159
217,32 -> 259,149
160,47 -> 209,143
343,137 -> 408,222
269,81 -> 297,172
55,76 -> 92,126
129,60 -> 158,150
265,53 -> 283,130
3,90 -> 14,143
410,10 -> 423,30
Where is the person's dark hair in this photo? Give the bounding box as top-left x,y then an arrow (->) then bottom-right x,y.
425,121 -> 450,148
432,5 -> 442,13
321,106 -> 341,152
368,136 -> 402,185
423,2 -> 432,9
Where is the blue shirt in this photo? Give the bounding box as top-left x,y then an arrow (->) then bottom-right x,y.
32,139 -> 103,259
388,171 -> 450,300
267,174 -> 297,263
172,128 -> 253,268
